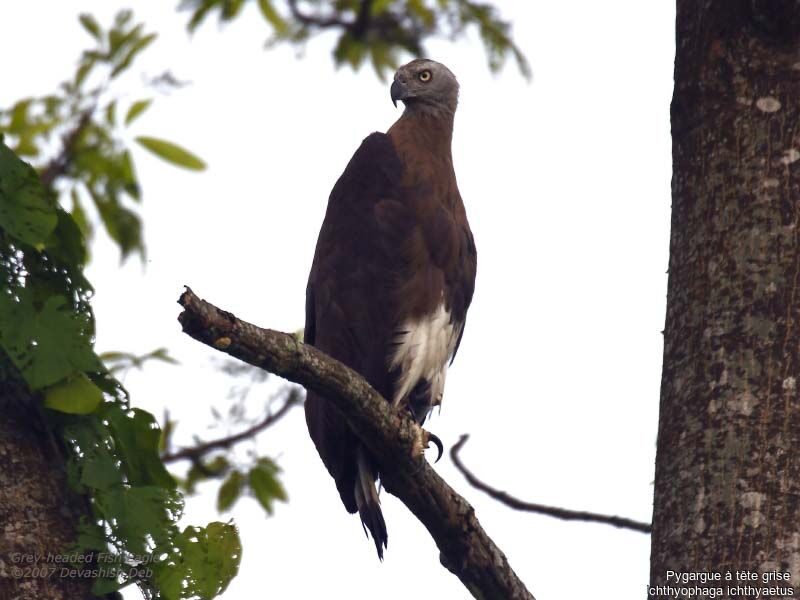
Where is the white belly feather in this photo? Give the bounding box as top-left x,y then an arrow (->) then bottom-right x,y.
389,303 -> 461,409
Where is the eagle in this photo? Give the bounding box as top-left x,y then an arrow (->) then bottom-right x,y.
304,59 -> 477,559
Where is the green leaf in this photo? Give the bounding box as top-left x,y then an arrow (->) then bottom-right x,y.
217,471 -> 244,512
6,99 -> 32,134
408,0 -> 435,27
105,100 -> 117,126
90,189 -> 144,260
257,0 -> 288,34
111,33 -> 157,79
120,150 -> 141,201
69,188 -> 92,240
66,418 -> 126,494
155,523 -> 241,600
147,347 -> 179,365
0,140 -> 58,246
115,9 -> 133,28
103,404 -> 176,489
135,136 -> 206,170
46,208 -> 88,267
94,484 -> 184,555
222,0 -> 245,20
74,517 -> 109,551
205,456 -> 229,476
159,417 -> 175,454
333,34 -> 367,69
80,440 -> 124,491
370,41 -> 397,81
79,13 -> 102,39
101,347 -> 178,375
90,370 -> 128,404
109,23 -> 143,60
13,136 -> 39,157
92,574 -> 125,595
186,0 -> 218,32
42,95 -> 62,117
44,373 -> 103,414
75,56 -> 96,88
371,0 -> 393,15
124,99 -> 152,126
248,458 -> 287,515
0,290 -> 101,390
180,456 -> 229,495
63,420 -> 106,494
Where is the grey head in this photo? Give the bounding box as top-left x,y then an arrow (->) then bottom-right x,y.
390,59 -> 459,117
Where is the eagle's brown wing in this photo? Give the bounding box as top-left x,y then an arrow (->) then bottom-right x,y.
304,132 -> 403,558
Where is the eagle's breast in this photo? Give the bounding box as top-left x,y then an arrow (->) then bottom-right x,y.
390,303 -> 461,409
383,115 -> 473,420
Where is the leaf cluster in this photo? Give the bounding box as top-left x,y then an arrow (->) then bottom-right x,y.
0,11 -> 204,263
163,384 -> 293,520
190,455 -> 289,515
0,137 -> 239,598
180,0 -> 530,79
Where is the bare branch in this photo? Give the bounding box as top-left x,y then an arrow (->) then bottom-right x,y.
161,388 -> 302,464
177,287 -> 535,600
39,109 -> 93,189
351,0 -> 374,37
286,0 -> 381,39
286,0 -> 349,29
451,434 -> 652,534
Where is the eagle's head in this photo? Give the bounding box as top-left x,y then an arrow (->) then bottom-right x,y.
390,59 -> 459,116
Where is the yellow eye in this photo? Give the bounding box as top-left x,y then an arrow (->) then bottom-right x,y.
418,70 -> 432,82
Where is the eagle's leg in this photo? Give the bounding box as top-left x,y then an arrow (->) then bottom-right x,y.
399,378 -> 442,462
406,377 -> 433,423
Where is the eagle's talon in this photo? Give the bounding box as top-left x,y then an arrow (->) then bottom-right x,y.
428,431 -> 444,463
411,423 -> 444,463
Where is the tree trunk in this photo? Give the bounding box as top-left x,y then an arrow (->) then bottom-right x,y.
0,361 -> 94,599
651,1 -> 800,595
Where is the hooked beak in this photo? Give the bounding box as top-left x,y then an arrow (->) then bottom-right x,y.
390,80 -> 410,108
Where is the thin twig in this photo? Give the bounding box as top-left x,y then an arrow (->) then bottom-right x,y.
286,0 -> 349,29
161,388 -> 302,464
286,0 -> 377,38
450,434 -> 652,534
351,0 -> 374,37
39,110 -> 93,188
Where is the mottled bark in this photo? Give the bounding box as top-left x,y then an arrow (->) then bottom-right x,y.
178,287 -> 535,600
0,361 -> 94,599
651,0 -> 800,594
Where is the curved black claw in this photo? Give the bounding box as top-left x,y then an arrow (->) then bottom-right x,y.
428,431 -> 444,463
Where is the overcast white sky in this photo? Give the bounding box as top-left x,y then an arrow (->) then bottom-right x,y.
1,2 -> 675,598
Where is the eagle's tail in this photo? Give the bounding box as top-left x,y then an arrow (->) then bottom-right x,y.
354,446 -> 387,559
